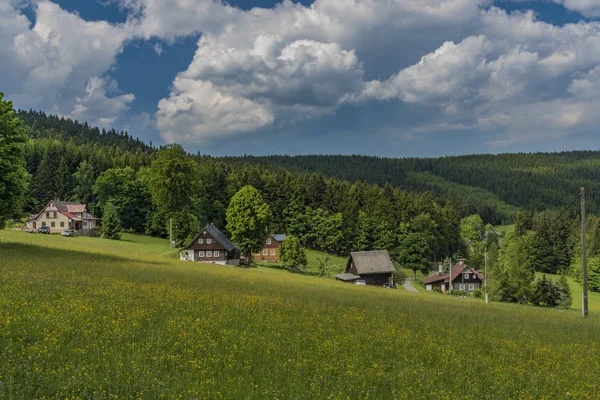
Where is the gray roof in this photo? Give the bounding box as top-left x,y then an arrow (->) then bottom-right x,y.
272,234 -> 287,242
184,224 -> 240,252
335,273 -> 361,281
348,250 -> 395,274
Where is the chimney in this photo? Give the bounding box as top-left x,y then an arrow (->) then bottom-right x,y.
458,258 -> 465,265
438,261 -> 443,274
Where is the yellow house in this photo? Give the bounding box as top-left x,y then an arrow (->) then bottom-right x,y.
26,200 -> 98,234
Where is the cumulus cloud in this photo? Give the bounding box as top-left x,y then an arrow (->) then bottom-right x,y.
64,77 -> 135,127
0,1 -> 135,124
5,0 -> 600,150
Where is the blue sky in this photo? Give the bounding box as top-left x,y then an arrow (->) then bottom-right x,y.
3,0 -> 600,156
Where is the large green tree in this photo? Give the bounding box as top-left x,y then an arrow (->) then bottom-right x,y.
226,186 -> 272,261
280,235 -> 308,272
148,144 -> 198,212
0,93 -> 28,226
397,233 -> 431,279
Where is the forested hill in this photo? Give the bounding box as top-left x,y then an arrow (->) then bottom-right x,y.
17,110 -> 600,225
229,153 -> 600,221
17,110 -> 154,153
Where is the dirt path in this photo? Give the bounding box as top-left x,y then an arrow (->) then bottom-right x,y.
402,279 -> 419,292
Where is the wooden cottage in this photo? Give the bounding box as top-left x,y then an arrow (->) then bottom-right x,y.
25,199 -> 98,234
342,250 -> 395,286
180,224 -> 241,265
423,259 -> 484,293
255,234 -> 287,262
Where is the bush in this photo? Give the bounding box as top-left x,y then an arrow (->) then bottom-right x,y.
472,289 -> 483,299
393,270 -> 407,285
432,287 -> 442,294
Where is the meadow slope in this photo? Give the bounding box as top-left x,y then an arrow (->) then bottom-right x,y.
2,231 -> 600,399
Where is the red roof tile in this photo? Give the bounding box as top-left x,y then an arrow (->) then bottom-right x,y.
422,261 -> 484,284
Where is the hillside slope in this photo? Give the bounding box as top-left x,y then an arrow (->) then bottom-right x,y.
1,230 -> 600,399
231,152 -> 600,222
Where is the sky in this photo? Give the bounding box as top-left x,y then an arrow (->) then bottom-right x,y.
3,0 -> 600,157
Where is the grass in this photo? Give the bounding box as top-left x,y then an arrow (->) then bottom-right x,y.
253,248 -> 347,275
2,229 -> 600,398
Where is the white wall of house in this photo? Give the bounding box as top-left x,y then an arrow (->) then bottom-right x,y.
26,212 -> 71,233
180,250 -> 195,261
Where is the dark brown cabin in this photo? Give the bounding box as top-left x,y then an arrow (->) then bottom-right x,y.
180,224 -> 241,265
344,250 -> 395,286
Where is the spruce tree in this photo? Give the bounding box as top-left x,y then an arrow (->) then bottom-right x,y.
101,203 -> 122,240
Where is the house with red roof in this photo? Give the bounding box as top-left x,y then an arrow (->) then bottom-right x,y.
25,200 -> 98,234
423,259 -> 484,293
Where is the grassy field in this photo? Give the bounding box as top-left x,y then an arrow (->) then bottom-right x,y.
2,230 -> 600,399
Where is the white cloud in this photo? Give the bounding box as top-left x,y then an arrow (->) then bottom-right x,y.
64,77 -> 135,127
153,42 -> 163,55
0,1 -> 135,124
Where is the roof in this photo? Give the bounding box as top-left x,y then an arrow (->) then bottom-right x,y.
335,273 -> 361,281
183,224 -> 241,252
348,250 -> 395,275
423,260 -> 484,284
61,211 -> 82,221
27,200 -> 96,221
82,212 -> 98,220
272,234 -> 287,242
66,204 -> 86,213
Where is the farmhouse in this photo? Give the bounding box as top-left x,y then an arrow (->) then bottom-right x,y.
423,259 -> 484,293
254,234 -> 287,262
180,224 -> 241,265
25,200 -> 98,233
341,250 -> 395,286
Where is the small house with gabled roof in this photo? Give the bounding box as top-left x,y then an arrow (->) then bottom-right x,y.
255,234 -> 287,263
180,224 -> 241,265
423,259 -> 484,292
25,199 -> 98,233
344,250 -> 396,286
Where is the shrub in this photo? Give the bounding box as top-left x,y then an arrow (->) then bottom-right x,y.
448,290 -> 468,297
472,289 -> 483,299
432,286 -> 442,294
393,270 -> 407,285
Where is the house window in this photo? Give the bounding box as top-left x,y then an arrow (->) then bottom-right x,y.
266,238 -> 272,244
473,274 -> 476,279
51,222 -> 55,228
60,222 -> 64,228
198,251 -> 205,258
42,222 -> 46,227
256,251 -> 261,256
469,284 -> 475,291
214,251 -> 220,257
206,251 -> 213,257
207,238 -> 212,244
459,284 -> 465,290
263,249 -> 268,255
270,249 -> 276,256
46,212 -> 50,218
198,238 -> 204,244
33,222 -> 37,229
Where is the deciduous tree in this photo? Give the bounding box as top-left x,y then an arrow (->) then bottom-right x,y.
226,186 -> 272,261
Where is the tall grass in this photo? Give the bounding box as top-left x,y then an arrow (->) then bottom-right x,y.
1,230 -> 600,398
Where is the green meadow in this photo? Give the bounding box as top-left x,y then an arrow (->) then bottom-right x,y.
2,230 -> 600,399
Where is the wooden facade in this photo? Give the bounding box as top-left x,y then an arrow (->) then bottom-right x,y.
254,234 -> 286,262
345,250 -> 395,286
180,224 -> 241,265
423,260 -> 484,292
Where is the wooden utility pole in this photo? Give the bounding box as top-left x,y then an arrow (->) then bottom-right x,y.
170,218 -> 173,248
485,247 -> 489,304
581,187 -> 589,318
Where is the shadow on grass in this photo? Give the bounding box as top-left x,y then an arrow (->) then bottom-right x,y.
0,242 -> 165,267
252,262 -> 321,277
